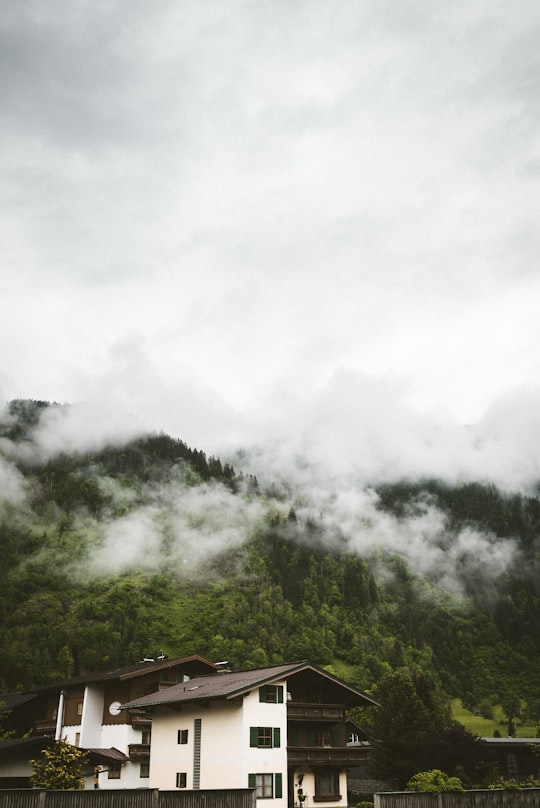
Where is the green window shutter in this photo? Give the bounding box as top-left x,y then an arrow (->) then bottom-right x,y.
273,727 -> 281,748
277,686 -> 284,703
250,727 -> 259,747
248,774 -> 256,789
275,773 -> 283,798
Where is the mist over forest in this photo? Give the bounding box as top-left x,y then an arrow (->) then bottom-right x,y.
1,399 -> 539,734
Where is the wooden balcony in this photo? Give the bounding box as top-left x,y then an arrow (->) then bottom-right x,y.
129,710 -> 152,728
34,718 -> 57,735
128,743 -> 150,759
287,703 -> 344,722
287,746 -> 369,766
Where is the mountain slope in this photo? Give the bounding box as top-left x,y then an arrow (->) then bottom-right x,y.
1,400 -> 539,732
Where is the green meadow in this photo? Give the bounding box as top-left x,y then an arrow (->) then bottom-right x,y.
452,699 -> 538,739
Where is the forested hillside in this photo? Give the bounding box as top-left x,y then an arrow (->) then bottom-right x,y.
1,400 -> 539,733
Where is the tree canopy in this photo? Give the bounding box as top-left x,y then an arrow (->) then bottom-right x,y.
1,399 -> 539,765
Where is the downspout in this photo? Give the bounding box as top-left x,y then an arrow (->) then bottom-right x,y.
55,690 -> 65,740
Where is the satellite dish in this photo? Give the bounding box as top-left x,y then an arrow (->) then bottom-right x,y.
108,701 -> 122,716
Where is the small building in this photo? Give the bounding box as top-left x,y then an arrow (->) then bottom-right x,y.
481,737 -> 540,781
121,660 -> 379,808
0,736 -> 55,789
0,654 -> 217,789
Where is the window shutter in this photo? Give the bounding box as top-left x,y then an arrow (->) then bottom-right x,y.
277,686 -> 284,703
273,727 -> 281,748
258,687 -> 266,703
275,773 -> 283,798
250,727 -> 259,747
248,774 -> 257,789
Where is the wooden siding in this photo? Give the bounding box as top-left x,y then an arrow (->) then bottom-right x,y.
374,789 -> 540,808
287,704 -> 344,721
0,789 -> 256,808
102,683 -> 130,725
288,745 -> 369,765
64,688 -> 85,727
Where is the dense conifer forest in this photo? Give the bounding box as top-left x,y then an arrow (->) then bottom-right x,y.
1,400 -> 539,738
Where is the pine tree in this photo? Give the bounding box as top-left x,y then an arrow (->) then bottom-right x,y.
31,739 -> 89,790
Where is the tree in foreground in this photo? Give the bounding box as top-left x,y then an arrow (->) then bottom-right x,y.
365,669 -> 486,788
406,769 -> 464,792
31,739 -> 89,790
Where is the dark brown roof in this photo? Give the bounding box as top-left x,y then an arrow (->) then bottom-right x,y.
0,693 -> 36,711
85,747 -> 129,762
0,736 -> 54,755
11,654 -> 217,696
482,737 -> 540,747
121,661 -> 379,710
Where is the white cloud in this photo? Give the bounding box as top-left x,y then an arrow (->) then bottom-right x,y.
86,479 -> 268,577
0,455 -> 27,506
0,0 -> 539,494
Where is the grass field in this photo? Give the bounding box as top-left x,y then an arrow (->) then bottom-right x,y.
452,698 -> 538,738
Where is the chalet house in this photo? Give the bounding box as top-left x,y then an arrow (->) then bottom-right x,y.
0,654 -> 217,789
481,737 -> 540,781
121,661 -> 379,807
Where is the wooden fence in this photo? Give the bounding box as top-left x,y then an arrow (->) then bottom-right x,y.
0,789 -> 256,808
374,789 -> 540,808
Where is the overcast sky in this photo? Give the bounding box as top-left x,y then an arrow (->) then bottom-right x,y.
2,0 -> 540,490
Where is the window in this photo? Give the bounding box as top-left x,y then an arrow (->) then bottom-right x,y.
315,730 -> 332,747
141,729 -> 152,745
507,754 -> 518,778
108,763 -> 121,780
139,762 -> 150,779
314,769 -> 340,801
74,733 -> 80,747
259,685 -> 284,703
178,729 -> 188,744
250,727 -> 281,748
176,772 -> 187,788
76,701 -> 83,716
249,773 -> 282,799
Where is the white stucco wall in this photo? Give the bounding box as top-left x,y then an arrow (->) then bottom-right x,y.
149,682 -> 288,807
150,700 -> 245,790
58,683 -> 151,790
80,685 -> 104,747
291,768 -> 348,808
0,757 -> 33,777
61,725 -> 82,746
242,688 -> 288,794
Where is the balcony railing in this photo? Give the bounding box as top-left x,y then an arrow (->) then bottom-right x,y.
128,743 -> 151,759
287,746 -> 369,766
287,703 -> 344,721
129,710 -> 152,728
34,718 -> 57,735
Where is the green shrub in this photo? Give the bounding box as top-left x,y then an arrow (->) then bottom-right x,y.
406,769 -> 464,793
